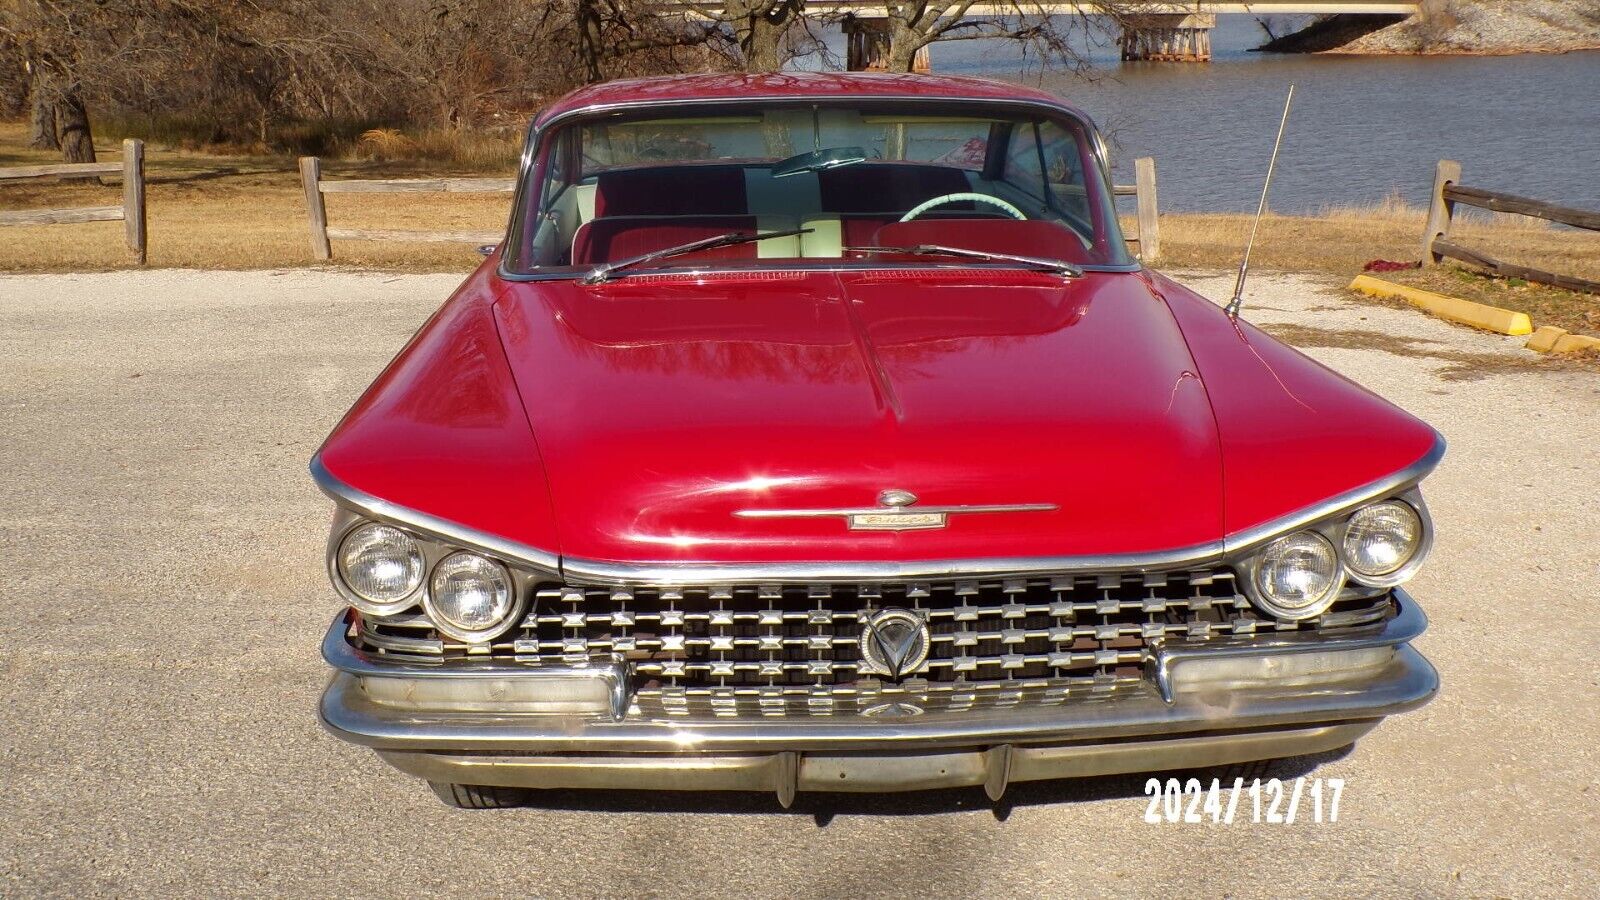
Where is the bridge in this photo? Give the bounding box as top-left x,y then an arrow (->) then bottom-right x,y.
802,1 -> 1423,65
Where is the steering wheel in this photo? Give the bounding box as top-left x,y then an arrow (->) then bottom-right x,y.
900,192 -> 1027,223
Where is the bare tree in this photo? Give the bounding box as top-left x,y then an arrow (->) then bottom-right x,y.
712,0 -> 807,72
567,0 -> 733,85
4,0 -> 101,160
867,1 -> 1130,74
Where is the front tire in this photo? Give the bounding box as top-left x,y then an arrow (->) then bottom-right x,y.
428,781 -> 533,809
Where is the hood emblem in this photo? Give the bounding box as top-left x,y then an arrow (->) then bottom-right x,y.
735,489 -> 1055,532
859,609 -> 931,680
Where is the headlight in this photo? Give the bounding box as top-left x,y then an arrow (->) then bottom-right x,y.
425,552 -> 517,642
1250,530 -> 1343,620
336,522 -> 424,611
1343,500 -> 1423,581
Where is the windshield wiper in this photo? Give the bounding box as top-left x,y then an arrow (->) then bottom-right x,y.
581,227 -> 813,285
847,244 -> 1084,278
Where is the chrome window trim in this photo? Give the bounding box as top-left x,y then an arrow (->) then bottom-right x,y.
497,261 -> 1145,284
497,92 -> 1137,281
309,431 -> 1442,587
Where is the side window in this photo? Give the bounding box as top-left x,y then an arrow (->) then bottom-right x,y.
1038,120 -> 1090,222
541,130 -> 573,208
530,131 -> 576,265
1001,123 -> 1045,202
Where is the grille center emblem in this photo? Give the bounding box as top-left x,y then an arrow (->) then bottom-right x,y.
859,608 -> 931,680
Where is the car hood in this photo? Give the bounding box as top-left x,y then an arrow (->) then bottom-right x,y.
491,269 -> 1226,565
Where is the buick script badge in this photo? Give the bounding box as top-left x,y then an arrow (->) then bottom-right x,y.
733,489 -> 1056,532
859,608 -> 931,680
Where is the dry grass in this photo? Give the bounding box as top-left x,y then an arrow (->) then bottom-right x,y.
3,123 -> 1597,340
0,123 -> 508,272
1128,195 -> 1600,337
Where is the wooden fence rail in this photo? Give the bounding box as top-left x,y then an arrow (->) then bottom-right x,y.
299,157 -> 512,260
1423,159 -> 1599,295
1113,156 -> 1160,263
298,154 -> 1160,264
0,138 -> 146,264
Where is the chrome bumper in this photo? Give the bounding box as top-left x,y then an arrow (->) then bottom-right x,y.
319,592 -> 1437,802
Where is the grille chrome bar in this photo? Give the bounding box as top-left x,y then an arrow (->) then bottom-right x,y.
355,570 -> 1396,702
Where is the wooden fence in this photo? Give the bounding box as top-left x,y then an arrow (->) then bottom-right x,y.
1424,159 -> 1599,294
298,156 -> 512,260
0,138 -> 147,264
1114,156 -> 1160,263
297,153 -> 1161,264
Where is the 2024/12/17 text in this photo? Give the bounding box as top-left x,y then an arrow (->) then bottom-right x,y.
1143,777 -> 1346,825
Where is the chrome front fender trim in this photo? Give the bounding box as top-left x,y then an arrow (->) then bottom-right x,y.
310,454 -> 561,574
311,433 -> 1440,586
555,542 -> 1226,585
1222,431 -> 1446,555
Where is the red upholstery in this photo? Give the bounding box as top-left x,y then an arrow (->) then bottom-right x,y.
871,219 -> 1094,264
571,216 -> 759,265
593,167 -> 748,217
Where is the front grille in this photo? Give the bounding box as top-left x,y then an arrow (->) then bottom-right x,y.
355,569 -> 1394,699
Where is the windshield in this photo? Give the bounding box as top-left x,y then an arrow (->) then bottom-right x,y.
504,100 -> 1131,277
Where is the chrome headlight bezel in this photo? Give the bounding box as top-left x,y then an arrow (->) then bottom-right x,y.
1342,496 -> 1433,589
1233,487 -> 1433,621
325,508 -> 540,643
1238,529 -> 1347,621
423,551 -> 524,644
329,520 -> 427,615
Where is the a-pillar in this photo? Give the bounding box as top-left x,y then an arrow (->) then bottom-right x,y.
842,16 -> 931,72
1120,13 -> 1215,62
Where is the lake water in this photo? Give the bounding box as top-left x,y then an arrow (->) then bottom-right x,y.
813,18 -> 1600,213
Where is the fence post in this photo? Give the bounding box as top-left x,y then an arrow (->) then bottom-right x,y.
1134,156 -> 1159,263
300,156 -> 331,260
121,139 -> 146,265
1422,159 -> 1460,266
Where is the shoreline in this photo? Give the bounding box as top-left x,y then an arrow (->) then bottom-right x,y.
1258,3 -> 1600,57
1309,43 -> 1600,57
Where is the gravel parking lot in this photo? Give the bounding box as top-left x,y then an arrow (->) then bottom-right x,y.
1,268 -> 1595,897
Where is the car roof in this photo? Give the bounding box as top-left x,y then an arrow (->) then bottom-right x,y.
536,72 -> 1084,125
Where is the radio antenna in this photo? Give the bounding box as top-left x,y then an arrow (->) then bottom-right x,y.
1225,84 -> 1295,319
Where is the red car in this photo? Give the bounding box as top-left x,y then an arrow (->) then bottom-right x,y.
315,73 -> 1440,808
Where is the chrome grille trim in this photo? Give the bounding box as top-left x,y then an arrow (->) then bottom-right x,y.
354,570 -> 1396,698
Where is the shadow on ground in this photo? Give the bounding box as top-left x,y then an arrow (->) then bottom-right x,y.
1258,323 -> 1551,382
458,746 -> 1354,825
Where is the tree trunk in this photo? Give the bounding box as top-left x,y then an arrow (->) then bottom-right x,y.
742,26 -> 784,72
56,89 -> 96,164
885,23 -> 922,73
29,95 -> 60,149
28,71 -> 61,150
729,0 -> 801,73
576,0 -> 606,83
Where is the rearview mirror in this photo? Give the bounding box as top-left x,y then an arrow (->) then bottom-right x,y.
772,146 -> 868,179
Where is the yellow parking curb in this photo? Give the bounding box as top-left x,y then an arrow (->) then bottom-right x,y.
1550,332 -> 1600,354
1525,326 -> 1568,353
1348,274 -> 1534,336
